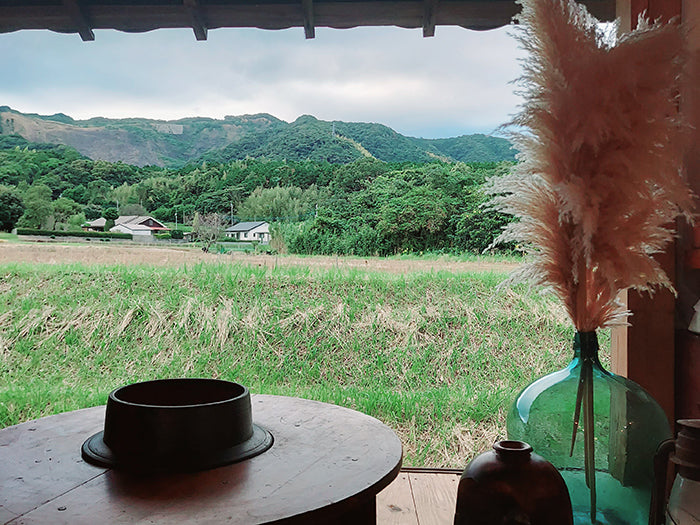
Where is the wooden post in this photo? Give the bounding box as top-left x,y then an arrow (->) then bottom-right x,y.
678,0 -> 700,420
610,0 -> 683,426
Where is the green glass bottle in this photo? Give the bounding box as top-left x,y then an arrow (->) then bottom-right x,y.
507,331 -> 671,525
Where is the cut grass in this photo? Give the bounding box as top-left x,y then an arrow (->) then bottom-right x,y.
0,259 -> 607,467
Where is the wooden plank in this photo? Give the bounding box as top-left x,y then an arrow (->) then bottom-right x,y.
0,406 -> 108,519
0,509 -> 17,524
409,472 -> 459,525
376,472 -> 418,525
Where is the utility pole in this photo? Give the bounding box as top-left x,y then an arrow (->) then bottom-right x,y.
175,211 -> 178,230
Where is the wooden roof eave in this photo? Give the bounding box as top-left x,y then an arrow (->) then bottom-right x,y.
0,0 -> 616,41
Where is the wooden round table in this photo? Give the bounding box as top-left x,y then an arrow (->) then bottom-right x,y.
0,395 -> 402,524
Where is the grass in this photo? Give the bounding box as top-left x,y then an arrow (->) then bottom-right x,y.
0,258 -> 608,467
0,232 -> 22,243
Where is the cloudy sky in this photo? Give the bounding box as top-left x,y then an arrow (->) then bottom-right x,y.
0,24 -> 524,139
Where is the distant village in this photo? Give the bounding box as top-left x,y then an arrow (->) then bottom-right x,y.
84,216 -> 271,244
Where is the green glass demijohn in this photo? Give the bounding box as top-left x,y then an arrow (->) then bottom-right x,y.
507,331 -> 672,525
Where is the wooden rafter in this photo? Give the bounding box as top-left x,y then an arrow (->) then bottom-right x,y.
302,0 -> 315,39
183,0 -> 207,41
62,0 -> 94,41
0,1 -> 616,41
423,0 -> 437,37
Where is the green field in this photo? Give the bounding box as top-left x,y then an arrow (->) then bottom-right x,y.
0,258 -> 603,467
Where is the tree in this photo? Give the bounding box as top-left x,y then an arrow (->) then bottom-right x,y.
104,206 -> 119,231
0,159 -> 26,186
375,186 -> 448,253
51,197 -> 82,230
83,203 -> 103,220
120,203 -> 148,216
87,179 -> 111,205
454,189 -> 513,253
237,185 -> 314,221
111,182 -> 136,211
63,183 -> 88,204
35,172 -> 66,199
66,212 -> 87,231
193,212 -> 224,252
0,185 -> 24,231
133,177 -> 177,210
17,183 -> 52,229
66,159 -> 93,186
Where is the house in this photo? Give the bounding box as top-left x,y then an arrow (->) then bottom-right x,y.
83,217 -> 106,232
84,215 -> 169,236
116,216 -> 169,231
109,216 -> 169,237
225,221 -> 270,244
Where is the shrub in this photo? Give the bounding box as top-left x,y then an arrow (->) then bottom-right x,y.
170,229 -> 184,240
16,228 -> 132,240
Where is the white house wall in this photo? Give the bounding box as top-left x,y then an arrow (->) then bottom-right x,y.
111,225 -> 152,236
226,224 -> 271,243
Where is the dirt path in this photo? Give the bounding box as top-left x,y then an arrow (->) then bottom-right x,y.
0,241 -> 519,274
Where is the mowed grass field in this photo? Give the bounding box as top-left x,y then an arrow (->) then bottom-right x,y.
0,244 -> 606,467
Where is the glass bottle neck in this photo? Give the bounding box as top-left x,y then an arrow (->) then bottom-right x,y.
573,331 -> 602,366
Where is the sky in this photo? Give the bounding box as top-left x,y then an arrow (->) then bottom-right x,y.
0,24 -> 525,139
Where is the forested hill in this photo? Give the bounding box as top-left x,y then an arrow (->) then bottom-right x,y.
0,107 -> 516,168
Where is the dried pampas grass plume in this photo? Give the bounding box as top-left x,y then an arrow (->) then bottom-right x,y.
490,0 -> 694,332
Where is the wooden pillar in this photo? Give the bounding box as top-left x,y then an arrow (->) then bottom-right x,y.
625,0 -> 681,20
677,0 -> 700,420
611,0 -> 683,425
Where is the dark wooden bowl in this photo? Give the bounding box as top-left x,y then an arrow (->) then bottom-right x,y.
82,378 -> 273,473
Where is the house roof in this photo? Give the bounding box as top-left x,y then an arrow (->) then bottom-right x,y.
116,215 -> 169,230
0,1 -> 615,41
110,223 -> 153,233
87,217 -> 106,227
116,215 -> 150,225
226,221 -> 268,233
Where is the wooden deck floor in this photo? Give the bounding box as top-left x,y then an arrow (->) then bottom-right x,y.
376,469 -> 461,525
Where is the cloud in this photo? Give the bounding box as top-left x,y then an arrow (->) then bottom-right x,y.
0,24 -> 524,138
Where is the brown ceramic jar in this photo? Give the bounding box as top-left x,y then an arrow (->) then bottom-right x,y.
454,440 -> 573,525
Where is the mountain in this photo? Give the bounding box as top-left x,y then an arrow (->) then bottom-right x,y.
0,106 -> 516,167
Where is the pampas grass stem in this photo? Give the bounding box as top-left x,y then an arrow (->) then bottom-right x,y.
584,361 -> 596,522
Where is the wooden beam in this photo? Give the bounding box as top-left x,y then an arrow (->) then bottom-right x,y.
0,1 -> 617,38
302,0 -> 315,39
423,0 -> 437,37
183,0 -> 207,41
62,0 -> 94,41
